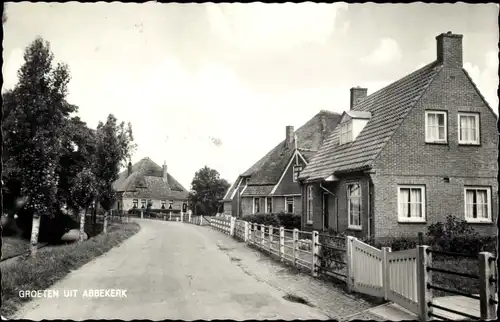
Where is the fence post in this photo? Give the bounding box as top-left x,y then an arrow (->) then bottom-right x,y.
418,232 -> 424,245
311,231 -> 319,277
345,236 -> 355,293
230,217 -> 236,236
382,247 -> 392,301
269,225 -> 274,251
189,211 -> 192,223
169,211 -> 172,221
261,224 -> 266,249
417,245 -> 432,322
244,221 -> 249,242
141,211 -> 143,219
279,227 -> 285,262
479,252 -> 497,320
180,211 -> 183,222
292,228 -> 299,267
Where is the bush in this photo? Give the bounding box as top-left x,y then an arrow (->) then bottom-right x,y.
319,230 -> 347,271
240,212 -> 301,230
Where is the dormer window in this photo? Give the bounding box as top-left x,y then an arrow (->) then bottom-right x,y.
338,111 -> 371,145
339,121 -> 353,145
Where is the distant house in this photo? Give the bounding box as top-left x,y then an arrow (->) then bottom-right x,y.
222,110 -> 342,217
298,32 -> 498,241
113,157 -> 189,212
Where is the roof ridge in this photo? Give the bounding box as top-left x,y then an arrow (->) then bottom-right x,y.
353,61 -> 440,112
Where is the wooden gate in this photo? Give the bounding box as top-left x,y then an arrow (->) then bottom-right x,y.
351,238 -> 384,298
386,248 -> 420,315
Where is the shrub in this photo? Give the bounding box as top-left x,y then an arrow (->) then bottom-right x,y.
241,212 -> 301,230
319,230 -> 347,271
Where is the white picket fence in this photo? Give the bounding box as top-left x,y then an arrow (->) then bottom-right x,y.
181,216 -> 497,321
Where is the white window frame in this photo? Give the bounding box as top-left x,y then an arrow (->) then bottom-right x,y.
347,183 -> 362,230
265,197 -> 273,213
464,187 -> 492,223
133,199 -> 138,208
425,111 -> 448,143
253,197 -> 260,214
307,186 -> 313,224
458,112 -> 480,145
339,121 -> 353,145
285,197 -> 294,214
141,199 -> 147,208
397,185 -> 426,223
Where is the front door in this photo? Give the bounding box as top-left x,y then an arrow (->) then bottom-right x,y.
322,193 -> 329,231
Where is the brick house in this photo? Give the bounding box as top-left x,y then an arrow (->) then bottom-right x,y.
112,157 -> 189,212
222,110 -> 342,217
298,32 -> 498,241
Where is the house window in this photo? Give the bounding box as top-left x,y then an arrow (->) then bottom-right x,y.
253,197 -> 260,214
347,183 -> 361,229
169,200 -> 174,209
458,113 -> 480,145
307,186 -> 313,223
398,185 -> 425,222
464,187 -> 491,223
425,111 -> 447,143
133,199 -> 138,208
147,199 -> 153,208
293,165 -> 302,182
286,197 -> 294,213
339,121 -> 352,145
161,200 -> 166,209
141,199 -> 146,208
266,197 -> 273,213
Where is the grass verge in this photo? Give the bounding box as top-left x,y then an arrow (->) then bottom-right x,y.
1,237 -> 30,260
1,222 -> 140,317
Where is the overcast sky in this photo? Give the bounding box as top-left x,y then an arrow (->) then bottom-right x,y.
3,2 -> 499,189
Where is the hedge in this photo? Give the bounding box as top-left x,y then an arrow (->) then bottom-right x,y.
240,212 -> 301,230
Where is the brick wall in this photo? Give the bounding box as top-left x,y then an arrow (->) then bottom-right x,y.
372,66 -> 498,239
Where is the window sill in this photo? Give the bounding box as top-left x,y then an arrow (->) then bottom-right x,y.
347,225 -> 362,231
306,220 -> 313,225
425,141 -> 448,145
398,219 -> 426,224
458,142 -> 480,146
465,219 -> 493,224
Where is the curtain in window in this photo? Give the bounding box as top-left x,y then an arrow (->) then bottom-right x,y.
400,188 -> 409,217
349,184 -> 361,226
465,190 -> 474,218
427,113 -> 437,140
410,188 -> 422,217
460,116 -> 476,142
476,190 -> 487,219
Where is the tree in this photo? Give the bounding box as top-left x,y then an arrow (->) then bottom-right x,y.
4,37 -> 75,255
69,168 -> 98,241
188,166 -> 230,216
93,114 -> 136,231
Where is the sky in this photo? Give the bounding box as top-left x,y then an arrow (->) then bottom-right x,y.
3,2 -> 499,190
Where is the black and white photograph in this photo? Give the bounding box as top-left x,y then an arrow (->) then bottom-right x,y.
1,2 -> 498,321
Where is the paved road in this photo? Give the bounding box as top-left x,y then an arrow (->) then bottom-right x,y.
13,219 -> 329,321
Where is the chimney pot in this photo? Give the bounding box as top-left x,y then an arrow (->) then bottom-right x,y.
350,87 -> 368,110
436,32 -> 463,68
285,125 -> 294,148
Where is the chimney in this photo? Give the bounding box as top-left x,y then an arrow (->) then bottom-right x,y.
127,162 -> 132,177
436,31 -> 463,68
350,87 -> 368,110
285,126 -> 294,148
162,161 -> 168,183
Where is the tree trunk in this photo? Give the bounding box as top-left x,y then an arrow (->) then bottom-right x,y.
103,210 -> 108,233
79,208 -> 86,242
30,213 -> 41,256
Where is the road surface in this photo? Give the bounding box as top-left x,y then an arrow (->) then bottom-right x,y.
13,219 -> 329,321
